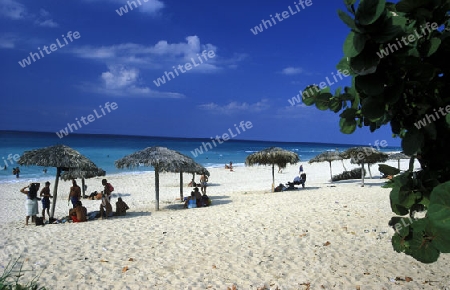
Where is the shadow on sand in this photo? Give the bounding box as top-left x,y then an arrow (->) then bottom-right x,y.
162,195 -> 232,210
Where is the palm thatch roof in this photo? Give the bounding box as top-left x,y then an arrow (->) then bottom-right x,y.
18,144 -> 98,171
245,147 -> 300,192
60,167 -> 106,181
388,152 -> 410,170
115,146 -> 209,210
309,150 -> 343,181
18,144 -> 100,218
115,146 -> 188,171
342,147 -> 389,165
388,152 -> 410,160
341,147 -> 389,186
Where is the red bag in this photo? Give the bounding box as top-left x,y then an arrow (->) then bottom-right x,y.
107,183 -> 114,193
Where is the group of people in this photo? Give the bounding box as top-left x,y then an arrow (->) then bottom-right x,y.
184,187 -> 211,209
20,181 -> 53,225
20,178 -> 130,225
188,173 -> 208,195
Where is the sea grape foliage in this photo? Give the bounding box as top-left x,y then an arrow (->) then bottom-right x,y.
302,0 -> 450,263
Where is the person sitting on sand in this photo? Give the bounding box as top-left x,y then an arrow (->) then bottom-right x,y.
40,181 -> 53,220
184,192 -> 197,209
201,192 -> 211,207
99,193 -> 113,219
225,161 -> 233,171
115,197 -> 129,216
69,201 -> 87,223
193,187 -> 202,207
68,179 -> 81,208
188,179 -> 197,187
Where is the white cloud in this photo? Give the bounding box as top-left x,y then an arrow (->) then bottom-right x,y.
83,65 -> 184,98
70,36 -> 226,72
281,67 -> 304,75
35,9 -> 59,27
0,0 -> 26,20
138,0 -> 164,14
198,99 -> 270,114
0,34 -> 17,49
36,19 -> 59,27
84,0 -> 164,15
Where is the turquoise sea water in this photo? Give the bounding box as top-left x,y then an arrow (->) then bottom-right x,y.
0,131 -> 401,183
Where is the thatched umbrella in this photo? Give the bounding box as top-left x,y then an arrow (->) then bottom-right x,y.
115,146 -> 195,211
308,150 -> 343,181
173,152 -> 210,202
60,167 -> 106,196
245,147 -> 300,192
388,152 -> 410,170
18,144 -> 100,218
341,147 -> 389,186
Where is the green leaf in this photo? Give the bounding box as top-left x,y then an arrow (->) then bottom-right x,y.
339,108 -> 357,119
392,233 -> 406,253
336,57 -> 352,74
405,219 -> 440,263
428,181 -> 450,253
426,38 -> 442,57
343,32 -> 366,57
315,93 -> 332,110
396,0 -> 430,13
302,85 -> 320,106
401,129 -> 424,155
329,97 -> 342,112
356,0 -> 386,26
338,9 -> 358,31
361,97 -> 386,121
371,14 -> 407,43
350,48 -> 380,75
355,74 -> 385,96
446,113 -> 450,126
339,118 -> 357,134
344,0 -> 356,5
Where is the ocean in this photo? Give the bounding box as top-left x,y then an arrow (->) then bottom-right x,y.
0,131 -> 401,183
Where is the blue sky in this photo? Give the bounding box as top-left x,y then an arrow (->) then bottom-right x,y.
0,0 -> 401,147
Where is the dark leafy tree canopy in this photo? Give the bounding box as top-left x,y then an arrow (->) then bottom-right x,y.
303,0 -> 450,263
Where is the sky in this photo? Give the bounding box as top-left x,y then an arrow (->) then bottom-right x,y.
0,0 -> 401,147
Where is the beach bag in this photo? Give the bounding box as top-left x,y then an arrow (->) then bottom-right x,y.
107,183 -> 114,193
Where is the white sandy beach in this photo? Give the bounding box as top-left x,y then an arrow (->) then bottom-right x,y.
0,160 -> 449,289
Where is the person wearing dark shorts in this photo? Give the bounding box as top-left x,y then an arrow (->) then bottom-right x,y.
40,181 -> 52,220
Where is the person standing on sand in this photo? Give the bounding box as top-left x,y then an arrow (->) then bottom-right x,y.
40,181 -> 52,220
20,183 -> 39,225
200,173 -> 208,194
99,193 -> 113,219
299,164 -> 304,175
68,179 -> 81,208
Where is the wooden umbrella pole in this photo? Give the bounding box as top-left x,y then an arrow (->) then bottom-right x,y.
155,168 -> 160,211
272,164 -> 275,192
50,167 -> 61,219
82,178 -> 86,197
329,161 -> 333,181
361,162 -> 365,187
180,171 -> 183,202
